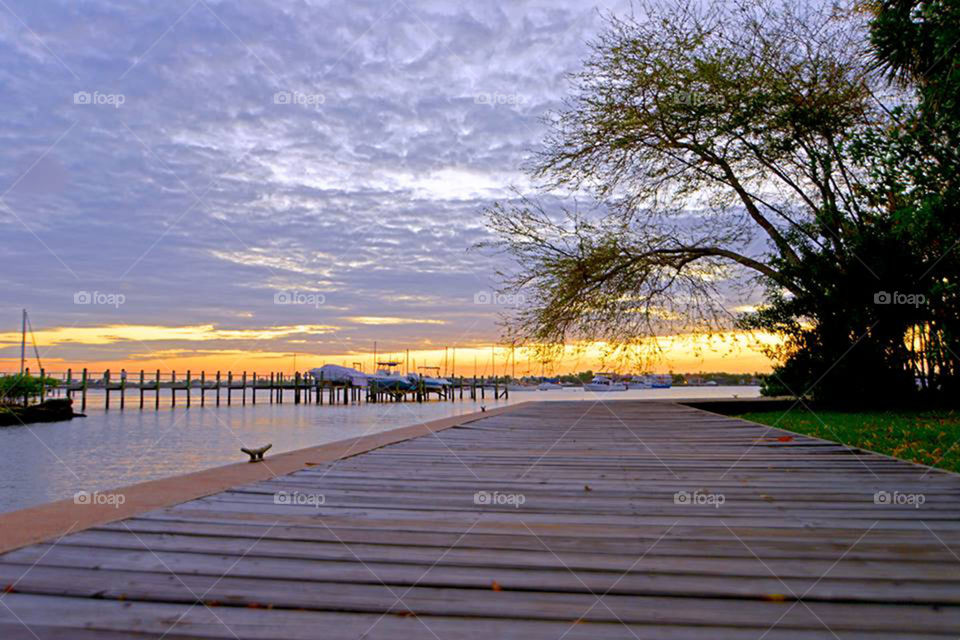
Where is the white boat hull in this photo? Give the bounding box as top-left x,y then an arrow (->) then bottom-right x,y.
406,374 -> 451,390
583,383 -> 627,392
537,383 -> 561,390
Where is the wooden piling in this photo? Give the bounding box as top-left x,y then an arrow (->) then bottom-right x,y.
139,370 -> 144,409
227,372 -> 233,406
242,372 -> 247,406
216,371 -> 221,407
155,370 -> 160,410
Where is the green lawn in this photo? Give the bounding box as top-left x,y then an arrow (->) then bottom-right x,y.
737,409 -> 960,474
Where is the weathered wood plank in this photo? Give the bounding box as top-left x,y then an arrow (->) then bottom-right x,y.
1,400 -> 958,638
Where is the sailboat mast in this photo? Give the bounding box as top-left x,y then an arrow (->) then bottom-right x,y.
20,309 -> 26,375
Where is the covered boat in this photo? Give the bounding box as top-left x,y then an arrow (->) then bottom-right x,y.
309,364 -> 368,388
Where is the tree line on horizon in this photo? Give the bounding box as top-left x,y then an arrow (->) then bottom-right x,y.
483,0 -> 959,407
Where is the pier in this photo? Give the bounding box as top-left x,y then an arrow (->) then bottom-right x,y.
8,367 -> 510,411
0,400 -> 957,637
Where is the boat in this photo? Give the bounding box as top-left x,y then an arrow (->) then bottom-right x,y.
647,374 -> 673,389
537,381 -> 562,390
369,361 -> 415,391
583,375 -> 627,392
506,383 -> 537,392
406,373 -> 451,390
309,364 -> 368,387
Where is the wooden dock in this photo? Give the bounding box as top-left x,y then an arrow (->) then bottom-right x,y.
12,367 -> 509,411
0,400 -> 958,638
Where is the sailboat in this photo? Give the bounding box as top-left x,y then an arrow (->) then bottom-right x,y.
536,358 -> 561,389
505,345 -> 536,391
14,309 -> 44,377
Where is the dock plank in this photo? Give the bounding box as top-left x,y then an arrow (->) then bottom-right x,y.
1,401 -> 958,638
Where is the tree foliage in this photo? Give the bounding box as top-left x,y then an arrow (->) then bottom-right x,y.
483,0 -> 960,404
0,375 -> 59,405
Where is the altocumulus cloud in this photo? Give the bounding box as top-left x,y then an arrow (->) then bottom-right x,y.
0,0 -> 633,363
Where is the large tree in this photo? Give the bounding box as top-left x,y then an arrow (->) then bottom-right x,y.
861,0 -> 960,399
483,0 -> 957,403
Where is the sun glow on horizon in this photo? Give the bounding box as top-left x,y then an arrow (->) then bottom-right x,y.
0,322 -> 779,377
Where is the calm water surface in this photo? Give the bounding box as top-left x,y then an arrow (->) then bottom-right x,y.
0,386 -> 758,513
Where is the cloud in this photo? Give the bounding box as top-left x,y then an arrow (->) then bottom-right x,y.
0,0 -> 663,366
346,316 -> 446,325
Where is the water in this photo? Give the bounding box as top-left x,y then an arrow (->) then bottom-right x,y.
0,386 -> 758,513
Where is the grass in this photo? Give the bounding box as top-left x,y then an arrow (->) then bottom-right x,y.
737,409 -> 960,474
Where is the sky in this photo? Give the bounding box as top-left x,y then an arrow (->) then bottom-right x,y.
0,0 -> 773,376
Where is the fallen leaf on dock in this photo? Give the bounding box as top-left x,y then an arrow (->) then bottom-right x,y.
491,580 -> 503,591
